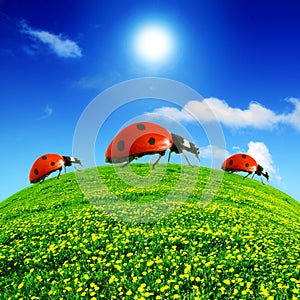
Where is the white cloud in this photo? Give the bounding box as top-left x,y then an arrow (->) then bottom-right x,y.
149,97 -> 300,132
20,21 -> 82,58
276,98 -> 300,131
39,104 -> 53,119
200,145 -> 230,160
246,141 -> 281,182
75,72 -> 121,89
198,145 -> 229,169
145,107 -> 194,122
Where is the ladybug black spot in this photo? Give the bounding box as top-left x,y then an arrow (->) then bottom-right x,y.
42,155 -> 47,160
137,123 -> 146,130
34,169 -> 39,175
51,161 -> 55,166
242,154 -> 247,158
229,159 -> 233,166
148,137 -> 155,145
117,140 -> 125,151
245,163 -> 249,167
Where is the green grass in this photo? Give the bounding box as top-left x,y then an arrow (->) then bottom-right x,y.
0,163 -> 299,299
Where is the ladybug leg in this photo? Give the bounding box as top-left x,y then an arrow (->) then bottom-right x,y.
39,176 -> 46,184
243,172 -> 252,179
182,151 -> 193,166
121,161 -> 131,168
57,167 -> 62,179
167,150 -> 172,163
120,157 -> 134,168
152,153 -> 163,169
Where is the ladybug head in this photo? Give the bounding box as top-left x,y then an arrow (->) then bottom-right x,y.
170,133 -> 200,164
257,164 -> 269,182
62,156 -> 83,167
263,171 -> 269,181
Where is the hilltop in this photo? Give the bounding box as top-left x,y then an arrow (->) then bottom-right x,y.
0,164 -> 299,299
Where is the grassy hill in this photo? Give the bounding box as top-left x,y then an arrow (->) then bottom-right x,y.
0,163 -> 299,299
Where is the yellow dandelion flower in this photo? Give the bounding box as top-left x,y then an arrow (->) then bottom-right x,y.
184,264 -> 191,273
63,278 -> 70,284
160,285 -> 169,292
260,288 -> 269,297
223,279 -> 231,285
91,233 -> 98,242
109,275 -> 116,284
83,274 -> 89,280
147,261 -> 154,267
138,283 -> 146,293
18,282 -> 24,289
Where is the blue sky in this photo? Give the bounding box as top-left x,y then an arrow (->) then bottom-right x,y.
1,0 -> 300,202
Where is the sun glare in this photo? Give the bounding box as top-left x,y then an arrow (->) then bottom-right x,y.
133,24 -> 175,65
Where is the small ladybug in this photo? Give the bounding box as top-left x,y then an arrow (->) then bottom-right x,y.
105,122 -> 200,168
29,153 -> 82,183
221,153 -> 269,183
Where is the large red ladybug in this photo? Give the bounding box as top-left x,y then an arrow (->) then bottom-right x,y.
221,153 -> 269,183
29,154 -> 82,183
105,122 -> 200,168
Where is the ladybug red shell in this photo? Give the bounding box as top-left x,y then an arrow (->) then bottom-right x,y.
222,153 -> 257,173
29,154 -> 82,183
105,122 -> 200,168
221,153 -> 269,183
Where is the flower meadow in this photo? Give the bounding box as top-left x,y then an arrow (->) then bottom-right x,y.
0,164 -> 300,299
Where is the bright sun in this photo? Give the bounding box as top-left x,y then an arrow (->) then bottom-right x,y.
133,24 -> 174,64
